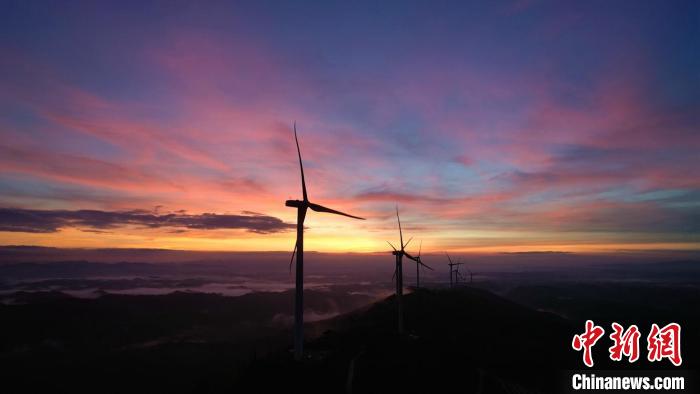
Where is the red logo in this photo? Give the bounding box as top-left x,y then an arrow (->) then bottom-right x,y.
572,320 -> 605,367
609,323 -> 641,363
572,321 -> 682,367
647,323 -> 682,366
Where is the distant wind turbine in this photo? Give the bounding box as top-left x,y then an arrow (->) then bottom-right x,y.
445,253 -> 463,288
387,206 -> 416,335
407,240 -> 433,288
454,263 -> 464,285
286,123 -> 364,361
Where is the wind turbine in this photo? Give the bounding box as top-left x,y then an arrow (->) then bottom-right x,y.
446,253 -> 456,288
465,266 -> 474,284
454,259 -> 468,286
454,263 -> 464,285
387,206 -> 416,335
407,241 -> 433,288
286,123 -> 365,360
445,253 -> 463,288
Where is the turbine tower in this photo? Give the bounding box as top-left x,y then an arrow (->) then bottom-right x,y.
286,123 -> 364,360
446,253 -> 456,288
387,206 -> 416,335
407,240 -> 433,288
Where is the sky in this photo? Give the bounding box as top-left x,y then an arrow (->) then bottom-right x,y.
0,0 -> 698,254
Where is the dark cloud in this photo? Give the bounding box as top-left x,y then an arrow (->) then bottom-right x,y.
354,185 -> 449,205
0,208 -> 295,234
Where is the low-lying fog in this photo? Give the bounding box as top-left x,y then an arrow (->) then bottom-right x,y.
1,246 -> 698,306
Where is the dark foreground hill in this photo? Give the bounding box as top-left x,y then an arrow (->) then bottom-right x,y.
239,284 -> 700,393
2,284 -> 697,393
0,288 -> 371,394
238,287 -> 579,394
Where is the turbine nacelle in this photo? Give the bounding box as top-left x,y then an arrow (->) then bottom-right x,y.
285,200 -> 306,208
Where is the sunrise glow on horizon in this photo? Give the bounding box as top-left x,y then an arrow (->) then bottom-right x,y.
1,1 -> 698,254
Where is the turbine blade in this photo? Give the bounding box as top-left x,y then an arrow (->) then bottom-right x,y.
445,252 -> 453,264
387,241 -> 397,252
403,236 -> 413,250
419,260 -> 434,271
391,267 -> 397,282
418,240 -> 422,258
396,206 -> 403,249
294,122 -> 308,202
289,241 -> 297,273
307,202 -> 365,220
